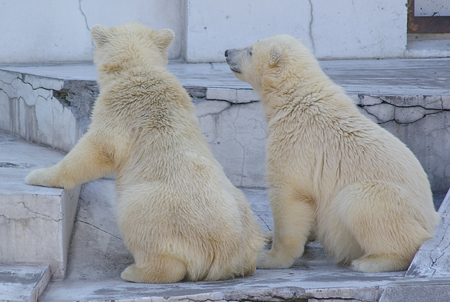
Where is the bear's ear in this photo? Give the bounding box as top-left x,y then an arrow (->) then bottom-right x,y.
155,29 -> 175,51
269,45 -> 283,66
91,25 -> 110,47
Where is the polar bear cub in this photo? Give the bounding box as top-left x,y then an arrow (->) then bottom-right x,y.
225,35 -> 440,273
26,23 -> 263,283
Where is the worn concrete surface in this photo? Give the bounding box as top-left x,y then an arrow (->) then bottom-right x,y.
407,188 -> 450,278
1,58 -> 449,95
0,131 -> 81,280
0,69 -> 82,152
40,266 -> 406,302
0,264 -> 50,302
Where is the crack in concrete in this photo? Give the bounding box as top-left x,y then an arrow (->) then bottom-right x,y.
358,95 -> 450,111
234,106 -> 246,187
0,213 -> 13,221
428,223 -> 450,277
0,212 -> 60,223
198,98 -> 259,117
19,201 -> 60,221
22,81 -> 54,92
1,74 -> 57,93
206,91 -> 260,105
0,78 -> 15,87
76,219 -> 123,240
308,0 -> 316,54
196,102 -> 231,118
256,212 -> 271,231
357,104 -> 445,125
186,298 -> 217,302
78,0 -> 90,32
0,87 -> 11,98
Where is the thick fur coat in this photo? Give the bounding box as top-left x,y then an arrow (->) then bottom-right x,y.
225,35 -> 440,272
26,23 -> 263,283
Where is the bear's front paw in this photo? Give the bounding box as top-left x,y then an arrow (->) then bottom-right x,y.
257,250 -> 295,269
25,168 -> 62,188
121,264 -> 139,283
351,254 -> 409,273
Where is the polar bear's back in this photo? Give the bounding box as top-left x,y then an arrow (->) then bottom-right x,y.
96,66 -> 262,281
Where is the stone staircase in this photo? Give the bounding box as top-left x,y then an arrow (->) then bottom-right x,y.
0,132 -> 80,302
1,59 -> 450,302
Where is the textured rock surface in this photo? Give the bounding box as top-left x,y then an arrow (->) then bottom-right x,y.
407,189 -> 450,278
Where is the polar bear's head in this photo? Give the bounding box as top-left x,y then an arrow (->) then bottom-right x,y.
225,35 -> 317,96
91,23 -> 174,87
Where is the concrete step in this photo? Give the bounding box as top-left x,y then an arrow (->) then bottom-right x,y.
0,131 -> 81,281
407,189 -> 450,278
35,271 -> 450,302
0,264 -> 50,302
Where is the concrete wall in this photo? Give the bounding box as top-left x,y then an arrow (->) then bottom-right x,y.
0,0 -> 408,64
184,0 -> 407,62
0,0 -> 184,64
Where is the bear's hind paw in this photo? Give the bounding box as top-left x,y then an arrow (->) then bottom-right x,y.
351,254 -> 410,273
257,250 -> 295,269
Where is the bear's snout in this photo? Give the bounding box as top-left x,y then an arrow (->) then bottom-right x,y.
225,49 -> 242,74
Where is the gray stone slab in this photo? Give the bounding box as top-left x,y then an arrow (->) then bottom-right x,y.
40,263 -> 406,302
0,265 -> 50,302
0,70 -> 82,152
0,131 -> 65,195
1,58 -> 449,98
406,188 -> 450,278
379,279 -> 450,302
0,64 -> 98,81
319,58 -> 450,96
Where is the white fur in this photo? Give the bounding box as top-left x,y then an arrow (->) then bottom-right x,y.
226,34 -> 440,272
26,22 -> 263,283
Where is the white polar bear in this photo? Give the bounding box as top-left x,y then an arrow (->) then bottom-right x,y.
225,34 -> 440,273
25,23 -> 263,283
